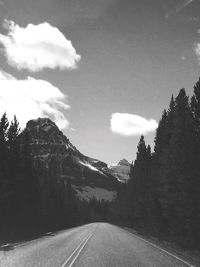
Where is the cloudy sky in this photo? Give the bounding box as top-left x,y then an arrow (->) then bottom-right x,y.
0,0 -> 200,164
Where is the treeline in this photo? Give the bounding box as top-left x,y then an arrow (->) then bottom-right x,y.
0,117 -> 109,243
109,78 -> 200,249
0,114 -> 38,241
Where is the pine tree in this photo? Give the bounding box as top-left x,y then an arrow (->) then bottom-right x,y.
158,89 -> 195,243
191,78 -> 200,121
154,109 -> 168,156
0,113 -> 9,177
152,108 -> 172,235
129,136 -> 151,230
7,116 -> 21,180
7,116 -> 20,148
189,78 -> 200,247
0,112 -> 9,140
10,128 -> 42,236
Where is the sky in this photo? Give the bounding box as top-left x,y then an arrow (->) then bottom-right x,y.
0,0 -> 200,165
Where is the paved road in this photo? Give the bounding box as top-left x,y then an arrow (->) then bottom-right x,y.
0,223 -> 197,267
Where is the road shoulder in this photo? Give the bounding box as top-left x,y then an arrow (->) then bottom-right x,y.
121,226 -> 200,267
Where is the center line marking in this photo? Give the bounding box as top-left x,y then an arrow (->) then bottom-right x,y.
61,231 -> 94,267
68,232 -> 93,267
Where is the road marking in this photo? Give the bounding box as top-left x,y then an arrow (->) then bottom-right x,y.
12,224 -> 92,250
61,231 -> 94,267
68,232 -> 93,267
120,227 -> 193,267
61,233 -> 90,267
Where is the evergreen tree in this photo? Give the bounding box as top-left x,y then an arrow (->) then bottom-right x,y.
129,136 -> 151,230
0,113 -> 9,177
154,109 -> 168,156
191,78 -> 200,122
152,94 -> 177,236
189,78 -> 200,246
108,79 -> 200,248
157,89 -> 195,243
7,116 -> 21,180
7,116 -> 20,147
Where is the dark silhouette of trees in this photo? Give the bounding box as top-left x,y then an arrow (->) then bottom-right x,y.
128,136 -> 151,230
109,78 -> 200,249
0,115 -> 112,243
0,113 -> 9,178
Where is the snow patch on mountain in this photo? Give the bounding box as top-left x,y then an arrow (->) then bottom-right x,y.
24,117 -> 120,201
108,159 -> 131,183
79,161 -> 105,175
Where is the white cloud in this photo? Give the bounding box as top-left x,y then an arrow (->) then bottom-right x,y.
0,70 -> 70,129
194,29 -> 200,62
110,113 -> 158,136
194,42 -> 200,63
0,20 -> 81,72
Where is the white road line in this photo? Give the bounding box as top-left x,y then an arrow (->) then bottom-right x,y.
68,232 -> 93,267
61,233 -> 90,267
121,228 -> 193,267
61,231 -> 93,267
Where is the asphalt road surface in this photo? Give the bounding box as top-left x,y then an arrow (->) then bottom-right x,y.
0,223 -> 197,267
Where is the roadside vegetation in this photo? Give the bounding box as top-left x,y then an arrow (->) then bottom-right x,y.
110,78 -> 200,250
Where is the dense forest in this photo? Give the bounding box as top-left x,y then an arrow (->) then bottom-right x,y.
109,78 -> 200,249
0,117 -> 108,242
1,78 -> 200,250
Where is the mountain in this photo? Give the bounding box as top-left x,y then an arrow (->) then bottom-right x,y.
22,118 -> 119,202
107,159 -> 131,183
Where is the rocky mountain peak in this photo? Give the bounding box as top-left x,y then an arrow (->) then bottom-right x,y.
26,117 -> 57,129
107,159 -> 131,183
26,117 -> 69,146
23,117 -> 119,202
118,159 -> 130,166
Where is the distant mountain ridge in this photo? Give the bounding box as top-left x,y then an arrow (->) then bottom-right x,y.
107,159 -> 131,183
24,118 -> 120,202
118,159 -> 130,166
